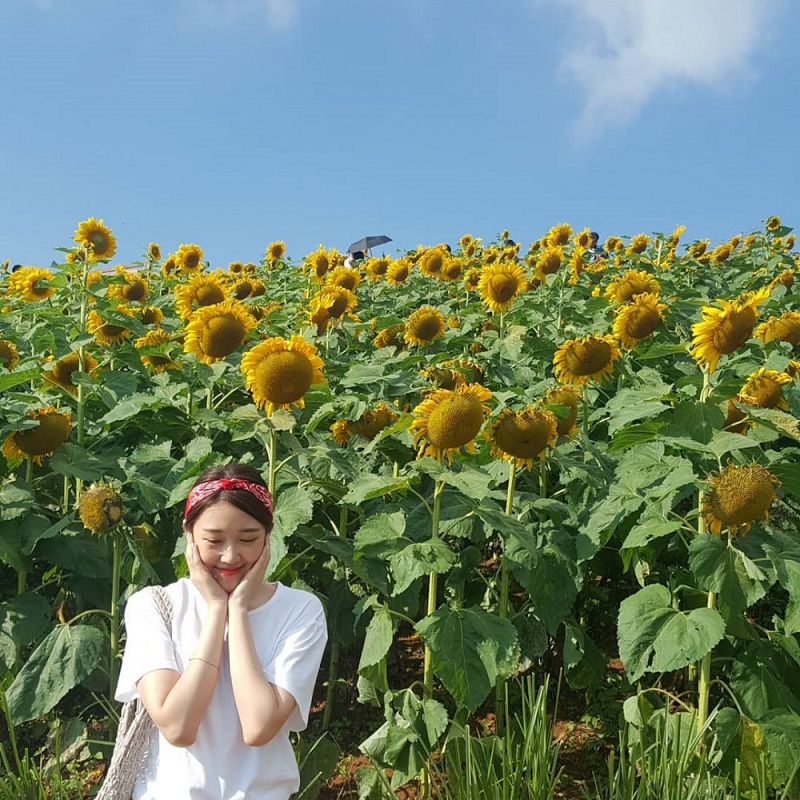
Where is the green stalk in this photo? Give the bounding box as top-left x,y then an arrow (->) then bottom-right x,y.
581,383 -> 590,443
267,425 -> 278,497
18,457 -> 33,594
322,504 -> 348,731
109,531 -> 122,705
495,460 -> 517,734
75,261 -> 89,502
62,475 -> 70,514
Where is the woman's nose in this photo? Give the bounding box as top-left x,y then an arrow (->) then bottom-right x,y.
220,544 -> 240,563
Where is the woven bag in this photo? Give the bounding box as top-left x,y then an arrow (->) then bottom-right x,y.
96,585 -> 173,800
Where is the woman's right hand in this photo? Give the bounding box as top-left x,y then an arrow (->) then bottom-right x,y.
185,533 -> 229,608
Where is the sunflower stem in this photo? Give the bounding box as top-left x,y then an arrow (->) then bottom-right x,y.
206,386 -> 213,411
696,589 -> 716,739
109,530 -> 122,706
581,384 -> 590,447
62,474 -> 70,514
267,425 -> 278,497
495,460 -> 517,735
75,260 -> 90,502
423,478 -> 445,702
18,457 -> 33,594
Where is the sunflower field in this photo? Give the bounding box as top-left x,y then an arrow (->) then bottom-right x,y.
1,217 -> 800,797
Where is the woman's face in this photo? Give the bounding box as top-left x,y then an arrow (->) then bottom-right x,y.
187,500 -> 268,593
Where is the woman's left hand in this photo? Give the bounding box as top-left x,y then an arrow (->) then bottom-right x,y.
229,539 -> 271,611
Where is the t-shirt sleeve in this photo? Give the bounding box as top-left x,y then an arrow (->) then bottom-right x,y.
265,595 -> 328,731
115,587 -> 179,703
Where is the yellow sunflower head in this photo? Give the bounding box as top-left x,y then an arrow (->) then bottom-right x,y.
7,267 -> 56,302
249,279 -> 266,297
241,335 -> 326,416
605,236 -> 624,253
765,215 -> 781,233
441,258 -> 463,281
265,240 -> 286,262
703,463 -> 780,536
108,267 -> 149,304
548,223 -> 572,247
464,268 -> 481,291
422,366 -> 466,391
174,273 -> 228,319
543,385 -> 580,437
668,225 -> 686,250
769,270 -> 795,291
87,308 -> 133,346
373,323 -> 406,350
410,383 -> 493,464
161,255 -> 178,278
689,240 -> 710,258
490,406 -> 558,469
756,310 -> 800,346
419,247 -> 448,278
175,243 -> 205,273
148,243 -> 161,261
574,228 -> 591,249
183,299 -> 256,364
135,328 -> 178,372
627,234 -> 651,255
0,340 -> 20,370
738,367 -> 792,410
74,217 -> 117,260
534,247 -> 564,282
78,484 -> 124,534
711,243 -> 733,265
404,305 -> 446,347
228,261 -> 245,275
553,334 -> 622,385
306,247 -> 332,283
310,285 -> 358,322
478,261 -> 527,313
604,269 -> 661,303
612,293 -> 667,349
135,306 -> 164,326
366,257 -> 391,281
331,403 -> 399,446
387,258 -> 412,285
2,406 -> 72,464
327,266 -> 361,292
44,351 -> 99,393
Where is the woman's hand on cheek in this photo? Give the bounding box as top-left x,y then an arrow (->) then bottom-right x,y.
229,540 -> 270,611
186,532 -> 229,607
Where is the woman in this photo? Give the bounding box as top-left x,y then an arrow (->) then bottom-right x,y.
115,463 -> 328,799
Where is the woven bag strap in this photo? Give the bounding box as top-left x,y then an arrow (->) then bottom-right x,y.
150,584 -> 174,628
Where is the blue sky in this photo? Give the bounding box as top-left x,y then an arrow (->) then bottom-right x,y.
2,0 -> 798,268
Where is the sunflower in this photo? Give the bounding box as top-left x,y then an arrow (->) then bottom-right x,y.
366,257 -> 390,281
690,292 -> 767,373
459,234 -> 474,248
78,484 -> 123,534
574,228 -> 591,248
738,368 -> 792,410
44,351 -> 99,393
604,270 -> 660,303
241,335 -> 325,416
232,279 -> 254,299
107,268 -> 148,304
569,247 -> 586,284
175,243 -> 205,273
464,268 -> 481,291
723,399 -> 749,435
770,270 -> 795,291
463,240 -> 479,258
442,258 -> 462,281
490,406 -> 558,469
7,267 -> 55,301
265,240 -> 286,262
373,323 -> 406,350
228,261 -> 245,275
627,234 -> 650,255
306,247 -> 332,283
422,366 -> 466,391
605,236 -> 624,253
765,215 -> 781,233
387,258 -> 412,285
543,385 -> 580,437
87,308 -> 133,346
148,243 -> 161,261
2,406 -> 72,464
0,339 -> 20,370
330,403 -> 399,446
310,285 -> 358,322
161,255 -> 178,278
74,217 -> 117,260
327,266 -> 361,292
184,299 -> 256,364
667,225 -> 686,251
135,328 -> 178,372
553,335 -> 622,384
548,223 -> 572,247
419,247 -> 447,279
174,272 -> 228,320
249,279 -> 266,297
688,240 -> 709,258
243,262 -> 257,274
533,247 -> 564,283
703,463 -> 780,536
756,310 -> 800,346
134,306 -> 164,326
711,243 -> 732,265
405,306 -> 446,346
612,293 -> 667,349
410,383 -> 493,464
475,261 -> 525,313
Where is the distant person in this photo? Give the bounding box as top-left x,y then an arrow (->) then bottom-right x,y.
344,250 -> 365,268
586,232 -> 607,261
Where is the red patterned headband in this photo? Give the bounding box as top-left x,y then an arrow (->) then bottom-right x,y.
184,478 -> 273,522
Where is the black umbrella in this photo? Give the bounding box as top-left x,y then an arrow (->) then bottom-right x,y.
347,235 -> 392,254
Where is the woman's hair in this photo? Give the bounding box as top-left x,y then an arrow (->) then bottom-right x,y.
184,463 -> 274,534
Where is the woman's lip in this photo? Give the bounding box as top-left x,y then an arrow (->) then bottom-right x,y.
216,567 -> 243,576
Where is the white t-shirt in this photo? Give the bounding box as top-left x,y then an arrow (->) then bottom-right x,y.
115,579 -> 328,800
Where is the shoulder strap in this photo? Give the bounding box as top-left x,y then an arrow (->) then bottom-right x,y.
149,585 -> 174,627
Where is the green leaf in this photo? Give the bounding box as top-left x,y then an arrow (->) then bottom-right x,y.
664,400 -> 725,445
440,467 -> 493,501
6,623 -> 106,724
415,605 -> 517,712
0,367 -> 40,392
730,640 -> 800,721
269,486 -> 314,577
771,461 -> 800,501
342,475 -> 411,505
621,509 -> 681,550
0,593 -> 52,673
689,535 -> 773,616
48,443 -> 109,481
358,606 -> 395,673
0,480 -> 34,521
618,584 -> 726,683
705,430 -> 763,459
389,539 -> 456,596
563,620 -> 607,690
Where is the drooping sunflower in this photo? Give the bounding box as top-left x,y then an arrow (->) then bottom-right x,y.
6,267 -> 56,301
711,243 -> 733,265
569,247 -> 585,284
612,293 -> 667,349
184,299 -> 256,364
174,272 -> 229,320
44,351 -> 99,393
387,258 -> 412,285
543,385 -> 580,437
135,328 -> 178,372
2,406 -> 72,464
175,243 -> 205,273
553,335 -> 622,385
574,228 -> 591,249
330,403 -> 399,446
74,217 -> 117,260
756,310 -> 800,346
148,243 -> 161,261
464,268 -> 481,291
688,240 -> 710,258
765,215 -> 781,233
421,366 -> 466,391
249,279 -> 266,297
604,269 -> 660,303
327,266 -> 361,292
490,406 -> 558,469
463,239 -> 480,258
241,335 -> 325,415
770,270 -> 795,291
134,306 -> 164,326
161,255 -> 178,278
108,267 -> 149,304
534,247 -> 564,282
265,240 -> 286,262
309,285 -> 358,322
232,279 -> 255,300
87,308 -> 134,346
703,463 -> 780,536
366,257 -> 390,281
627,234 -> 651,255
410,383 -> 493,463
78,484 -> 123,533
667,225 -> 686,252
405,305 -> 446,347
0,339 -> 20,370
738,367 -> 793,410
690,291 -> 767,373
478,261 -> 527,313
373,323 -> 406,350
419,247 -> 447,279
306,247 -> 332,284
548,223 -> 572,247
441,258 -> 462,281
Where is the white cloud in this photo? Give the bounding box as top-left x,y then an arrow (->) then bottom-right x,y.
183,0 -> 299,30
546,0 -> 778,142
